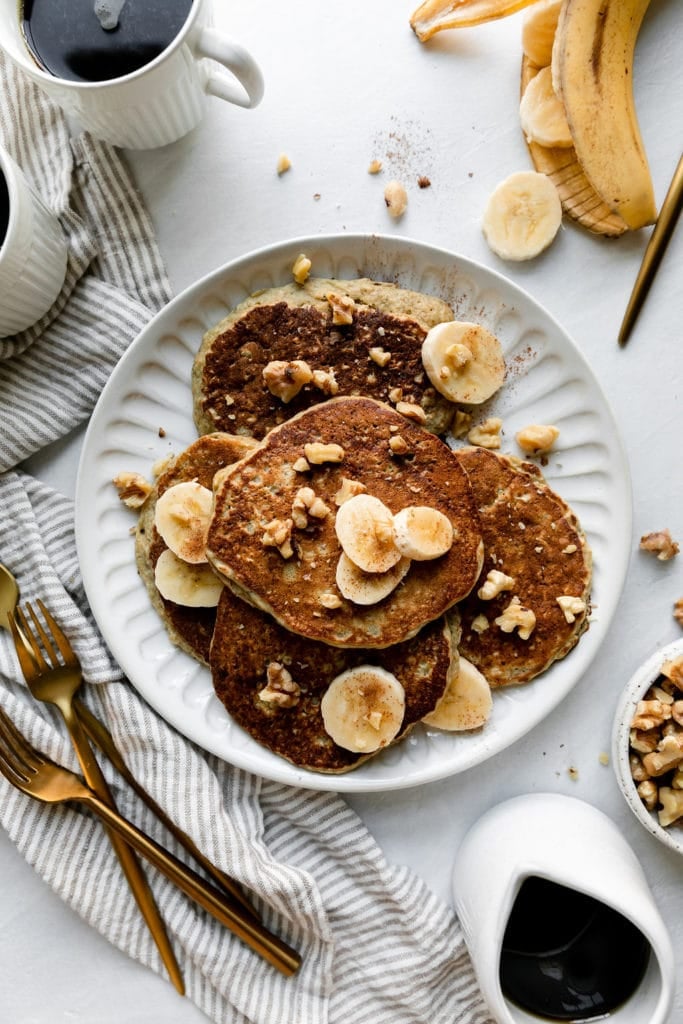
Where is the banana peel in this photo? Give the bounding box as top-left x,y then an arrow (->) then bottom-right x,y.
410,0 -> 540,41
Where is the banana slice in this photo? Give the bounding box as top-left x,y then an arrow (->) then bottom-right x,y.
321,665 -> 406,753
521,0 -> 563,67
482,170 -> 562,261
334,493 -> 401,573
421,321 -> 505,404
154,548 -> 223,607
423,656 -> 492,730
520,66 -> 572,149
335,552 -> 411,605
393,506 -> 453,561
154,481 -> 213,564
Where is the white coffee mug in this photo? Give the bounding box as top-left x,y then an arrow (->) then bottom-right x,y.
452,793 -> 675,1024
0,0 -> 264,149
0,145 -> 68,338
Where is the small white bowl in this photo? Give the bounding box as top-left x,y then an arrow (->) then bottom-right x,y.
612,637 -> 683,857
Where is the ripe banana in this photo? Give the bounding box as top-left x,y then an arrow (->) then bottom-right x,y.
320,666 -> 406,753
154,481 -> 213,564
522,0 -> 562,67
335,552 -> 411,605
482,170 -> 562,261
334,493 -> 401,574
154,548 -> 224,607
410,0 -> 539,41
421,321 -> 505,404
520,66 -> 572,149
422,656 -> 492,730
552,0 -> 656,230
393,506 -> 454,561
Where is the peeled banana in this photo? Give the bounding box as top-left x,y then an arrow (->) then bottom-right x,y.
521,0 -> 562,67
552,0 -> 656,230
520,66 -> 572,149
421,321 -> 505,404
320,666 -> 406,753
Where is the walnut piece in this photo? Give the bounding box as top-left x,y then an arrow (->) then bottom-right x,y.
334,477 -> 367,506
276,153 -> 291,175
639,529 -> 679,561
292,253 -> 311,284
327,292 -> 355,325
471,614 -> 489,634
292,487 -> 330,528
477,569 -> 515,601
556,595 -> 587,624
662,655 -> 683,687
658,787 -> 683,827
389,434 -> 410,456
495,596 -> 536,640
263,359 -> 313,403
312,368 -> 339,395
515,424 -> 560,455
368,159 -> 383,174
369,346 -> 392,367
674,598 -> 683,627
258,662 -> 301,708
396,401 -> 427,425
262,518 -> 294,559
384,180 -> 408,218
450,409 -> 472,439
642,733 -> 683,777
467,417 -> 503,450
304,442 -> 345,465
320,592 -> 343,610
112,471 -> 152,509
631,699 -> 672,731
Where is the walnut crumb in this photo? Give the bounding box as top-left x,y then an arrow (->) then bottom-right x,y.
312,368 -> 339,395
598,752 -> 610,766
259,662 -> 301,707
389,435 -> 410,456
495,596 -> 536,640
471,614 -> 489,634
368,159 -> 383,174
450,409 -> 472,439
568,766 -> 579,781
292,487 -> 330,527
327,292 -> 355,325
516,424 -> 559,455
674,598 -> 683,627
467,418 -> 502,450
320,592 -> 343,610
334,477 -> 367,506
276,153 -> 291,175
396,401 -> 426,425
292,253 -> 312,284
478,569 -> 515,601
369,347 -> 392,367
263,359 -> 313,403
556,595 -> 587,624
384,180 -> 408,218
262,518 -> 294,559
112,472 -> 152,509
640,529 -> 679,561
304,442 -> 345,465
292,457 -> 311,473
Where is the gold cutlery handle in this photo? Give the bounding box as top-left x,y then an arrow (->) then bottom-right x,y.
80,786 -> 301,976
59,700 -> 185,994
74,696 -> 258,919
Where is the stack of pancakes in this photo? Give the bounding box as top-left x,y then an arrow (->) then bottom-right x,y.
133,276 -> 592,774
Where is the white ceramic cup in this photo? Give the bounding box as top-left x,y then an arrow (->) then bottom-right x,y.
452,793 -> 675,1024
0,0 -> 264,149
0,146 -> 68,338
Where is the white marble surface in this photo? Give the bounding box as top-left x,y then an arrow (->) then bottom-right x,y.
3,0 -> 683,1019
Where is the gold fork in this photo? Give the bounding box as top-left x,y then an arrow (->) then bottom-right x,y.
0,702 -> 301,975
9,601 -> 185,993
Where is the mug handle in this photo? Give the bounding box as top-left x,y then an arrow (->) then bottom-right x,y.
194,27 -> 264,109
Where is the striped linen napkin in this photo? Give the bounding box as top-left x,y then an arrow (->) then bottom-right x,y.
0,53 -> 493,1024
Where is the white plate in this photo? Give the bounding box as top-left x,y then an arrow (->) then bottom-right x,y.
75,234 -> 631,792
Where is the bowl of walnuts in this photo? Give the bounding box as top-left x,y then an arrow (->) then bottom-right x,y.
613,638 -> 683,855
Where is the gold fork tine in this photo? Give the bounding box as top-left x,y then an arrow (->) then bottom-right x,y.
36,599 -> 79,668
26,600 -> 61,668
8,611 -> 41,680
0,706 -> 44,781
13,606 -> 50,673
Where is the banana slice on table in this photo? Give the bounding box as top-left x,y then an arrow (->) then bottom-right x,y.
521,0 -> 563,67
334,493 -> 401,574
482,170 -> 562,261
520,66 -> 572,149
393,506 -> 454,561
321,666 -> 406,753
335,552 -> 411,605
154,481 -> 213,564
421,321 -> 505,404
154,548 -> 223,607
423,656 -> 492,731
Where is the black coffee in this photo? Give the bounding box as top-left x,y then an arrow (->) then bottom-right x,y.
0,169 -> 9,250
21,0 -> 193,83
499,877 -> 651,1021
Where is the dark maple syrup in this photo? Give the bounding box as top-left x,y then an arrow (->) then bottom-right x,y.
20,0 -> 193,83
0,169 -> 9,250
500,877 -> 651,1021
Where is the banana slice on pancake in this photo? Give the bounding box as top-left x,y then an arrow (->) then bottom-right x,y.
321,666 -> 406,753
335,552 -> 411,605
154,481 -> 213,564
421,321 -> 505,403
334,493 -> 402,573
393,506 -> 454,561
154,549 -> 223,607
423,656 -> 492,731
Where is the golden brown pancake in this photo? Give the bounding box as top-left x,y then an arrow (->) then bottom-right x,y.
192,277 -> 456,439
210,588 -> 459,773
453,447 -> 592,686
136,433 -> 258,664
206,396 -> 484,649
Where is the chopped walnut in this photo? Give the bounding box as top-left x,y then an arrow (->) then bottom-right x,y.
368,159 -> 383,174
389,434 -> 410,456
334,477 -> 367,506
292,253 -> 312,284
639,529 -> 679,561
562,544 -> 578,555
327,292 -> 355,325
364,710 -> 384,731
112,471 -> 152,509
478,569 -> 515,601
292,457 -> 311,473
471,614 -> 489,634
630,752 -> 649,782
674,598 -> 683,626
450,409 -> 472,439
320,592 -> 343,609
658,787 -> 683,827
396,401 -> 427,425
312,368 -> 339,395
258,662 -> 301,708
495,596 -> 536,640
467,417 -> 503,450
662,656 -> 683,687
637,779 -> 659,811
631,699 -> 672,731
384,180 -> 408,218
369,346 -> 392,367
292,487 -> 330,528
262,518 -> 294,559
388,387 -> 403,404
630,727 -> 659,754
556,595 -> 587,624
263,359 -> 313,402
276,153 -> 291,175
515,424 -> 560,455
304,442 -> 345,465
642,733 -> 683,776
